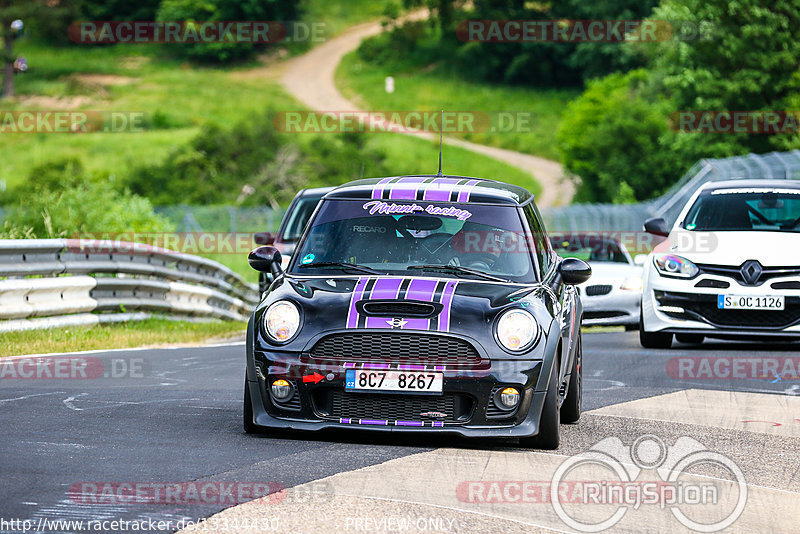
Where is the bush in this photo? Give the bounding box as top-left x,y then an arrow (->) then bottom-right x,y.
2,159 -> 172,238
128,115 -> 388,206
156,0 -> 301,63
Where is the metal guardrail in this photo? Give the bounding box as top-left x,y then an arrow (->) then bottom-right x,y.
543,150 -> 800,233
0,239 -> 260,332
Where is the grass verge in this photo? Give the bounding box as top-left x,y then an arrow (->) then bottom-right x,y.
0,317 -> 246,357
336,51 -> 578,161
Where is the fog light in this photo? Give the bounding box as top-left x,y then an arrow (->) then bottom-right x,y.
271,379 -> 292,401
499,387 -> 520,409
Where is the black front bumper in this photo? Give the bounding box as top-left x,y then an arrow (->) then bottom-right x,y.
247,349 -> 548,438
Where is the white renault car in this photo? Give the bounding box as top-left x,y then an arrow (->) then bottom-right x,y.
640,180 -> 800,348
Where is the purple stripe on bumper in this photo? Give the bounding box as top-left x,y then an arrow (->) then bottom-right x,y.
360,419 -> 389,426
362,362 -> 390,370
397,364 -> 426,371
396,421 -> 425,427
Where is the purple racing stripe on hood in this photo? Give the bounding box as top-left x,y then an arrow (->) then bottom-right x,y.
345,277 -> 459,332
437,280 -> 458,332
346,278 -> 368,329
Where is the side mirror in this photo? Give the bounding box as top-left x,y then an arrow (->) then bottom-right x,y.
560,257 -> 592,286
254,231 -> 275,245
249,246 -> 283,278
643,217 -> 669,237
633,254 -> 648,266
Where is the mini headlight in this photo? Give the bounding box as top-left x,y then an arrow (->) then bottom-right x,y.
496,309 -> 539,352
264,300 -> 300,343
620,276 -> 643,291
654,254 -> 699,278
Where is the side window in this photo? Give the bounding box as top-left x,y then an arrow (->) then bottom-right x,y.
523,204 -> 551,276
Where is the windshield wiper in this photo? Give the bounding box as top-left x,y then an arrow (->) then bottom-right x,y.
298,261 -> 382,275
406,264 -> 510,283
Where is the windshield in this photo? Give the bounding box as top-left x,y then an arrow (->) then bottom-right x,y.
682,188 -> 800,232
550,235 -> 630,264
279,196 -> 324,242
290,199 -> 537,282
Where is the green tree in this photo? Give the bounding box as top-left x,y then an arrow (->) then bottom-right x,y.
557,71 -> 679,203
1,0 -> 29,98
642,0 -> 800,155
156,0 -> 301,63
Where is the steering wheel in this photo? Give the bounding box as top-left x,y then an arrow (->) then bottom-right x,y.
460,252 -> 499,271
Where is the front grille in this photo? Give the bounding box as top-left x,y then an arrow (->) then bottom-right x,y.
584,285 -> 612,296
655,291 -> 800,329
315,389 -> 472,423
697,264 -> 800,286
309,333 -> 482,366
772,281 -> 800,290
695,279 -> 730,289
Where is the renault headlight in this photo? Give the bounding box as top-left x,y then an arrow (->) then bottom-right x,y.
264,300 -> 300,343
654,254 -> 699,278
496,309 -> 539,352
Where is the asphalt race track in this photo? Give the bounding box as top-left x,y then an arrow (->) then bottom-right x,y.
1,332 -> 798,533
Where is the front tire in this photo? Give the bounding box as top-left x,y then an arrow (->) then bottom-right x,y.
561,335 -> 582,424
520,358 -> 560,450
639,310 -> 672,348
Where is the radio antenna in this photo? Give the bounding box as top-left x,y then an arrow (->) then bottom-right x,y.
437,109 -> 444,177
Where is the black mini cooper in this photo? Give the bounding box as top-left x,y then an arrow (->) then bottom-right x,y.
244,176 -> 590,448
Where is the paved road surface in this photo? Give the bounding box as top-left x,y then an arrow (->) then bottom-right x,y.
1,333 -> 797,532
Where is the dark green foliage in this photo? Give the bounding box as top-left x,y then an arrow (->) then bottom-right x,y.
559,0 -> 800,202
156,0 -> 301,63
79,0 -> 163,22
128,115 -> 388,206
